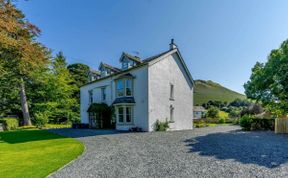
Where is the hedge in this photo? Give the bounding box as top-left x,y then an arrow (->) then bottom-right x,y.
0,118 -> 19,131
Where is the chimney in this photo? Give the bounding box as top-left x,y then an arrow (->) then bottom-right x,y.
169,38 -> 177,50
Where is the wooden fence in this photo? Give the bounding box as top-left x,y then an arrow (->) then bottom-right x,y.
275,117 -> 288,134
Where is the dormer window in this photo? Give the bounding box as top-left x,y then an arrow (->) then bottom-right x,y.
122,61 -> 129,70
101,70 -> 107,77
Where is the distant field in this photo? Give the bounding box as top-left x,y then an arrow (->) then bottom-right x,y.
194,80 -> 246,105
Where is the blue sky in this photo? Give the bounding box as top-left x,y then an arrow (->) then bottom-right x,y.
17,0 -> 288,94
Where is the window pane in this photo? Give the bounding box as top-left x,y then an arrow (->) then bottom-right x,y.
126,107 -> 132,123
170,106 -> 174,121
117,80 -> 124,97
126,79 -> 132,96
118,107 -> 124,122
170,84 -> 174,99
101,88 -> 106,101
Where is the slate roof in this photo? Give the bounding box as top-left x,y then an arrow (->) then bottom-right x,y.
82,47 -> 194,87
142,49 -> 171,63
122,52 -> 142,63
193,106 -> 206,112
112,97 -> 135,104
99,62 -> 121,72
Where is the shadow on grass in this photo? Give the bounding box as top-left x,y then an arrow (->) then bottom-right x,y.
185,130 -> 288,168
0,130 -> 64,144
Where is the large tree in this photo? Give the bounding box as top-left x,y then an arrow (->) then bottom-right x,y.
244,40 -> 288,116
0,0 -> 48,125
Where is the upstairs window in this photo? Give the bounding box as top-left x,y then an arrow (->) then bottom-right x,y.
125,79 -> 132,96
122,62 -> 128,70
116,80 -> 124,97
116,78 -> 133,97
101,69 -> 107,77
101,87 -> 106,101
88,90 -> 93,104
170,84 -> 174,100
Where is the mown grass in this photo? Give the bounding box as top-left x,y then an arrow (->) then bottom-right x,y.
0,130 -> 84,178
194,80 -> 246,105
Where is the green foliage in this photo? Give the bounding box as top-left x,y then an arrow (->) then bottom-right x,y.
207,107 -> 219,118
194,119 -> 208,128
154,120 -> 169,131
33,112 -> 49,129
0,118 -> 18,131
0,130 -> 84,177
240,115 -> 254,131
218,117 -> 225,124
67,63 -> 90,88
194,80 -> 246,105
244,39 -> 288,116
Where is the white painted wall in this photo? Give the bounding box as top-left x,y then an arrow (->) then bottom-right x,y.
148,53 -> 194,131
80,65 -> 149,131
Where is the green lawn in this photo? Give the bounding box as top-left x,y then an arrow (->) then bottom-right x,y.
0,130 -> 84,178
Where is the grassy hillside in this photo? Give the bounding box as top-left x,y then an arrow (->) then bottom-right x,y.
194,80 -> 246,105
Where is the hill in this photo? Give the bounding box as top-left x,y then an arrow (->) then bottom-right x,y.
194,80 -> 246,105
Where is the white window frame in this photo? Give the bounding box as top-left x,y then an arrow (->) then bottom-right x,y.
116,79 -> 125,97
125,78 -> 133,96
101,87 -> 106,101
116,105 -> 133,124
88,90 -> 93,104
116,78 -> 133,98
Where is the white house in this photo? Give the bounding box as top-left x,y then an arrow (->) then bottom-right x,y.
193,106 -> 206,119
80,39 -> 194,131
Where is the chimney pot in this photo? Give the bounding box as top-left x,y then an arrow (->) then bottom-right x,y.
169,38 -> 177,50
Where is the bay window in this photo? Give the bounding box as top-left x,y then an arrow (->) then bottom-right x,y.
117,106 -> 133,124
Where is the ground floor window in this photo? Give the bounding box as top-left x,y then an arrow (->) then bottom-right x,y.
116,105 -> 133,124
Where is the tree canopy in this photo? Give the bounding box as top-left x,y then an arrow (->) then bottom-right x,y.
244,39 -> 288,116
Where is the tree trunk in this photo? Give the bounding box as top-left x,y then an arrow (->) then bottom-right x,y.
20,78 -> 32,126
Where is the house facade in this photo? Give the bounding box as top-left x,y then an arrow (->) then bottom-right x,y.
193,106 -> 206,119
81,40 -> 194,131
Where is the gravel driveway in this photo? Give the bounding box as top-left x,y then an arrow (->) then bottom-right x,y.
48,126 -> 288,178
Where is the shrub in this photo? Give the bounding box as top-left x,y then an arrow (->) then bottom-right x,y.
193,119 -> 207,128
33,112 -> 49,129
250,118 -> 274,131
240,115 -> 254,130
0,118 -> 19,131
154,119 -> 169,131
207,107 -> 219,118
218,117 -> 225,124
205,117 -> 219,123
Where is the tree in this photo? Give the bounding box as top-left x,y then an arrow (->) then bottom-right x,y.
67,63 -> 90,101
207,107 -> 219,118
0,0 -> 49,125
244,39 -> 288,116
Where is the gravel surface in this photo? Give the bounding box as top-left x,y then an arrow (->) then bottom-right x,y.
48,126 -> 288,178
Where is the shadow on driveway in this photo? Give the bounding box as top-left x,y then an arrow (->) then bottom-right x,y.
185,130 -> 288,168
48,128 -> 125,138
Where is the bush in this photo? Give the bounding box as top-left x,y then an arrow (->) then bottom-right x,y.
207,107 -> 219,118
250,118 -> 274,131
218,117 -> 225,124
193,119 -> 208,128
205,117 -> 219,124
0,118 -> 19,131
33,113 -> 49,129
240,115 -> 253,130
154,120 -> 169,131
